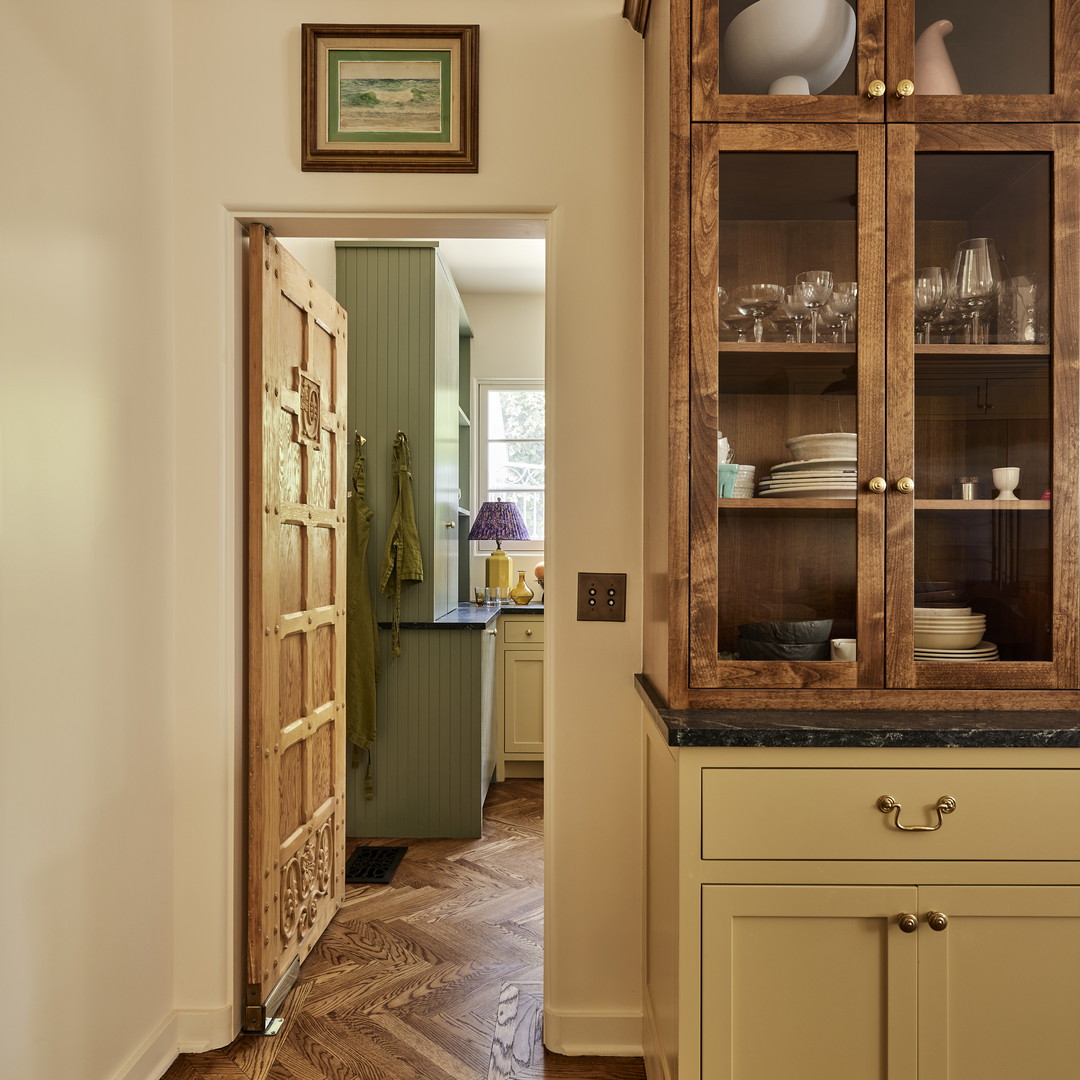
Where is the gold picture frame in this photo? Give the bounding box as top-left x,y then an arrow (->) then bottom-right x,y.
301,23 -> 479,173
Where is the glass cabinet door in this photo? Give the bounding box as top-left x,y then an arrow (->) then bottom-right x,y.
885,125 -> 1080,689
692,0 -> 887,122
689,124 -> 885,689
888,0 -> 1080,122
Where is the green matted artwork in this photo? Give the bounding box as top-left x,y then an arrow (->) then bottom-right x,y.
302,24 -> 478,173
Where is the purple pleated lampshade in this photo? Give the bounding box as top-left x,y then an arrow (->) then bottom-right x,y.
467,500 -> 530,542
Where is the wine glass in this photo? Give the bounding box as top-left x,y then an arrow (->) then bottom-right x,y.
794,270 -> 833,343
831,281 -> 858,344
733,283 -> 786,343
950,238 -> 1000,345
780,290 -> 811,343
913,267 -> 945,344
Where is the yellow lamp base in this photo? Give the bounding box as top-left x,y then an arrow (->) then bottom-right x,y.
485,548 -> 513,593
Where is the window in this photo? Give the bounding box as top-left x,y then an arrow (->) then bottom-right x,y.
476,379 -> 545,550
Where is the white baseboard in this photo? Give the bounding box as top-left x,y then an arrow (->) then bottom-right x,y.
111,1005 -> 236,1080
542,1007 -> 643,1057
176,1003 -> 237,1053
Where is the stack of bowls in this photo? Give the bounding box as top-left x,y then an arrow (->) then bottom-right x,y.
737,619 -> 832,660
913,607 -> 987,654
733,464 -> 756,497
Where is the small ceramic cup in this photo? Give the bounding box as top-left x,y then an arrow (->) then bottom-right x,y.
830,638 -> 857,661
992,467 -> 1020,501
717,462 -> 739,498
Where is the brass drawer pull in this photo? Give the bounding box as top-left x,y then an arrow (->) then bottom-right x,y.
867,79 -> 886,98
897,913 -> 919,933
926,911 -> 949,931
896,78 -> 915,98
877,794 -> 956,831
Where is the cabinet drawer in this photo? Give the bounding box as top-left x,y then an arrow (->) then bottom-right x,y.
502,617 -> 544,644
701,768 -> 1080,862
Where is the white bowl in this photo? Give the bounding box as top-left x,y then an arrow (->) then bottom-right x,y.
914,606 -> 973,617
914,627 -> 985,649
785,432 -> 857,460
722,0 -> 857,95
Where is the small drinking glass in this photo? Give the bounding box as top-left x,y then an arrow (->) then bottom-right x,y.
951,237 -> 1000,345
914,266 -> 946,345
794,270 -> 833,343
780,291 -> 811,343
831,281 -> 858,343
733,283 -> 786,343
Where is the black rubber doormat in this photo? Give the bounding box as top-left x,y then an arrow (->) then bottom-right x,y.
345,845 -> 407,884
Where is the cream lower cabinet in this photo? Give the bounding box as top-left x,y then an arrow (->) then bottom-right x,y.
643,720 -> 1080,1080
495,613 -> 544,781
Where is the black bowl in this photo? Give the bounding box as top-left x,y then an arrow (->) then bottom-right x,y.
736,619 -> 833,644
736,638 -> 831,661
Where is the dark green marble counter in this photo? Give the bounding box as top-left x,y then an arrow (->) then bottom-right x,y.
636,674 -> 1080,749
379,602 -> 544,631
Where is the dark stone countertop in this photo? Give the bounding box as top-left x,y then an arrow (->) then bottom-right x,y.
379,602 -> 544,631
636,674 -> 1080,749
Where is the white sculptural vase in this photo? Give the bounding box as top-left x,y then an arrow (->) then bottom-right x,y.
914,20 -> 962,95
723,0 -> 857,95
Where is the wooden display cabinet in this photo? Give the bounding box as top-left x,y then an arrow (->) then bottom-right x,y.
676,119 -> 1080,708
692,0 -> 1080,124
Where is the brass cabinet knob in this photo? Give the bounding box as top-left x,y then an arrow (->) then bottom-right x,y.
444,521 -> 457,528
927,911 -> 949,932
896,476 -> 915,494
867,79 -> 886,98
896,79 -> 915,98
868,476 -> 887,494
525,628 -> 533,636
897,913 -> 919,933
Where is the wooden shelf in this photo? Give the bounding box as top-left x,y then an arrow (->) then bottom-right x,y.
916,499 -> 1050,510
717,341 -> 857,354
915,344 -> 1050,358
717,498 -> 855,510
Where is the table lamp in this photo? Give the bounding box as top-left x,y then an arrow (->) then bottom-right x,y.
467,499 -> 530,599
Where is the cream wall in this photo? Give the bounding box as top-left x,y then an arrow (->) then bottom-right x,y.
172,0 -> 645,1066
3,3 -> 644,1078
2,2 -> 180,1079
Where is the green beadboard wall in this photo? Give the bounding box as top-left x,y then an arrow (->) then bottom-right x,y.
344,626 -> 496,838
337,243 -> 492,839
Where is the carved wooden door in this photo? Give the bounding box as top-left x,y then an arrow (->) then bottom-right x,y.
245,225 -> 348,1031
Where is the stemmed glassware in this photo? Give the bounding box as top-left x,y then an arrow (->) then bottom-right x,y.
914,266 -> 946,344
794,270 -> 833,343
950,237 -> 1000,344
733,283 -> 786,343
831,281 -> 858,343
780,291 -> 811,343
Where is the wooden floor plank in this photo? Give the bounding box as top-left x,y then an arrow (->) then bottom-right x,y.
161,780 -> 645,1080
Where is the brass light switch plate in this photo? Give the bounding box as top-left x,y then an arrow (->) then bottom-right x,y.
577,572 -> 627,622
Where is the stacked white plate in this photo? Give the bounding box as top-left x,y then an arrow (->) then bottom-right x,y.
915,641 -> 999,662
758,458 -> 858,498
914,609 -> 994,657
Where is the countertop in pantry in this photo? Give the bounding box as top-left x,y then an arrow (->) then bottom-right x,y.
379,602 -> 544,631
636,674 -> 1080,749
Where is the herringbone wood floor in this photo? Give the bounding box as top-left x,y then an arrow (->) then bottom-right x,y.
161,779 -> 646,1080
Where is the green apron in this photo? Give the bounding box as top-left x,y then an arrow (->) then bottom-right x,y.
379,431 -> 425,657
346,435 -> 379,795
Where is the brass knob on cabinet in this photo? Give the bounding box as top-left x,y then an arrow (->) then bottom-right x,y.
867,79 -> 886,98
525,628 -> 533,636
444,521 -> 457,528
927,911 -> 949,932
896,79 -> 915,98
896,476 -> 915,494
897,913 -> 919,933
868,476 -> 887,494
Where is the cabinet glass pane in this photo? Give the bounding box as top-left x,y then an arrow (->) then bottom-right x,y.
913,1 -> 1051,96
716,151 -> 859,661
717,0 -> 858,96
913,151 -> 1052,664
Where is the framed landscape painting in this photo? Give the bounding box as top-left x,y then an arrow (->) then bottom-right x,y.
302,24 -> 479,173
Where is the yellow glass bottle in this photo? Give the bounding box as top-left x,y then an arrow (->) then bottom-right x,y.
509,570 -> 535,605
